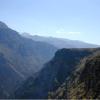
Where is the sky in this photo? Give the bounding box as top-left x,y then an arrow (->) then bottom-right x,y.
0,0 -> 100,44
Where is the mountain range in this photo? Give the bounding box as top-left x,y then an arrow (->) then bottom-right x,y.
0,21 -> 57,98
14,48 -> 100,99
22,33 -> 99,49
49,50 -> 100,99
0,21 -> 100,99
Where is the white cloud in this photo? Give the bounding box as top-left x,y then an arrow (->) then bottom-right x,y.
68,32 -> 81,35
56,29 -> 81,35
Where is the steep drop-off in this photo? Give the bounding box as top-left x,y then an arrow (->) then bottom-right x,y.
14,48 -> 100,99
49,51 -> 100,99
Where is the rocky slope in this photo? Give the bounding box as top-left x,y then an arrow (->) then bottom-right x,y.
49,51 -> 100,99
0,21 -> 57,98
68,51 -> 100,99
14,48 -> 100,99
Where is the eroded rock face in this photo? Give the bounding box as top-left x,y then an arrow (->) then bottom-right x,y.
75,53 -> 100,99
50,51 -> 100,99
14,48 -> 100,99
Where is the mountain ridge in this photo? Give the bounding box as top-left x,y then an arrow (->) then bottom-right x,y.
0,21 -> 8,29
0,21 -> 57,98
22,33 -> 99,48
49,51 -> 100,99
14,48 -> 100,99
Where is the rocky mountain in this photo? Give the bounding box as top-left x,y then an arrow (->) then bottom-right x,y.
22,33 -> 99,48
0,21 -> 57,74
48,51 -> 100,99
14,48 -> 100,99
67,51 -> 100,99
0,21 -> 100,99
0,21 -> 57,98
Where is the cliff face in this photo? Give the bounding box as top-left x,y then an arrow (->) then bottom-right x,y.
49,51 -> 100,99
68,52 -> 100,99
14,48 -> 100,99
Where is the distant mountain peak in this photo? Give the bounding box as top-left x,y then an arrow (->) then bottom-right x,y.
0,21 -> 8,29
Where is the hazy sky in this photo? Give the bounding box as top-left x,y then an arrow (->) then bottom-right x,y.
0,0 -> 100,44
